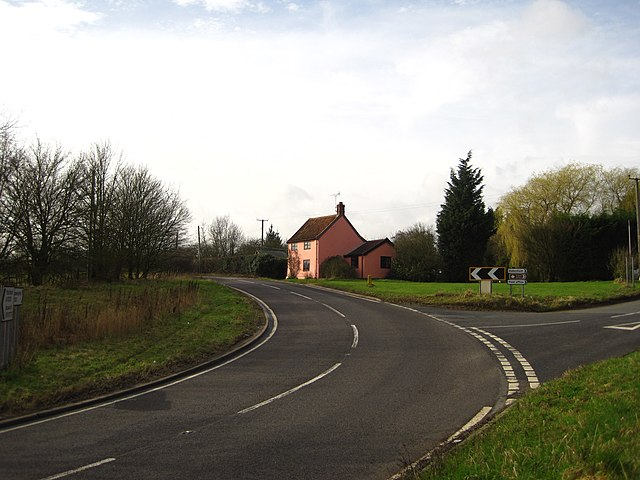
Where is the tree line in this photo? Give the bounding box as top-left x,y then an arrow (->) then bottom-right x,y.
391,152 -> 638,282
0,116 -> 191,285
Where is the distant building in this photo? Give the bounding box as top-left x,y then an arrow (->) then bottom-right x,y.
287,202 -> 395,279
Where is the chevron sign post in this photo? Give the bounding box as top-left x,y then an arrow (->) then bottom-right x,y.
469,266 -> 506,296
468,267 -> 506,282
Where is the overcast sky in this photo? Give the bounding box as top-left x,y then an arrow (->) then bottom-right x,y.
1,0 -> 639,242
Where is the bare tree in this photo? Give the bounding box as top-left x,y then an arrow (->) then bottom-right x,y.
203,215 -> 245,258
2,140 -> 83,285
78,141 -> 121,280
0,113 -> 19,261
112,165 -> 191,279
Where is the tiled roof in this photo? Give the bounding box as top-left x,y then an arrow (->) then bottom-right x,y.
287,214 -> 337,243
344,238 -> 393,257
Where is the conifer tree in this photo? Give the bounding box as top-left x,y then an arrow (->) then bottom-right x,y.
436,151 -> 495,282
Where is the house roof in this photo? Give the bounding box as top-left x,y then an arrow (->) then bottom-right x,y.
287,214 -> 337,244
344,238 -> 394,257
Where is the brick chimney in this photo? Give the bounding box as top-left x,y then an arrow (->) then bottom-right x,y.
336,201 -> 345,216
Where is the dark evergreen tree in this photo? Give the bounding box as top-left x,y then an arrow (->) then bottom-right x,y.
264,224 -> 285,249
436,151 -> 495,282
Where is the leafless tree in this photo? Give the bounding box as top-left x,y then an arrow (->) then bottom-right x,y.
202,215 -> 245,258
2,140 -> 83,285
112,165 -> 191,279
0,113 -> 20,261
78,141 -> 121,280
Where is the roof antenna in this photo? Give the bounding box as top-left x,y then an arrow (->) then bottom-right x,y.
331,192 -> 341,207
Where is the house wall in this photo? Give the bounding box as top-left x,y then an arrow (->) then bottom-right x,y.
287,240 -> 319,279
360,242 -> 396,279
316,217 -> 364,278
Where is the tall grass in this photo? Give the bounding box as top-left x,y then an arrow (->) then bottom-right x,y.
18,280 -> 200,362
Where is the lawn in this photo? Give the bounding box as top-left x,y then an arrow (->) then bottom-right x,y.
294,278 -> 640,311
418,350 -> 640,479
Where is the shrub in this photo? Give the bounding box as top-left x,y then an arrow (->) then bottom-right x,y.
320,256 -> 356,279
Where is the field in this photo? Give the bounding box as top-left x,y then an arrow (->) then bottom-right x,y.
0,279 -> 263,418
295,278 -> 640,310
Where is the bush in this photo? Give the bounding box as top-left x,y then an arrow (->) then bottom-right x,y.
320,256 -> 356,279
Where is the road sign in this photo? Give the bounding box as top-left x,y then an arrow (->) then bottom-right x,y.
2,287 -> 14,322
12,288 -> 23,306
508,268 -> 528,285
469,267 -> 506,281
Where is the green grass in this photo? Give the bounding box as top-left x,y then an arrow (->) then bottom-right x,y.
292,279 -> 640,311
0,280 -> 263,418
418,350 -> 640,480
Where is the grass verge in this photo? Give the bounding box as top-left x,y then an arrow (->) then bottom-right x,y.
0,279 -> 263,419
293,279 -> 640,311
417,350 -> 640,480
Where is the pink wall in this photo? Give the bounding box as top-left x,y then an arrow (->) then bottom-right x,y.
358,242 -> 396,279
316,217 -> 364,277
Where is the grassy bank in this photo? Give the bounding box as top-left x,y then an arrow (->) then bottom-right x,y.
0,279 -> 263,419
295,279 -> 640,311
417,350 -> 640,480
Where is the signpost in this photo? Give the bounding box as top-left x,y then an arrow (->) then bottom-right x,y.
508,268 -> 528,297
1,286 -> 23,369
469,267 -> 506,295
2,287 -> 14,322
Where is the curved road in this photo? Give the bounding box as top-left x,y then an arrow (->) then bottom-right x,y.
0,278 -> 638,479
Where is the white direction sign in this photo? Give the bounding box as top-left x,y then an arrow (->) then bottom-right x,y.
2,286 -> 15,322
508,268 -> 528,285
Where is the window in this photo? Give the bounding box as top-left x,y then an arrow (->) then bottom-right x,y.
304,241 -> 311,250
351,257 -> 358,268
380,256 -> 392,269
303,259 -> 311,271
290,243 -> 298,252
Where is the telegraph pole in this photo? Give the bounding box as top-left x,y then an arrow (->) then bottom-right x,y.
257,218 -> 268,246
630,176 -> 640,280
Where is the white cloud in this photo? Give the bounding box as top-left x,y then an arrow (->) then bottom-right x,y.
174,0 -> 268,14
0,0 -> 100,36
1,0 -> 638,239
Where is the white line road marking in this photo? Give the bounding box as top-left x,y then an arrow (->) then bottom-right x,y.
237,363 -> 342,414
481,320 -> 581,328
262,284 -> 281,290
290,291 -> 313,300
351,325 -> 359,348
40,458 -> 116,480
321,303 -> 346,318
604,322 -> 640,331
1,287 -> 279,434
447,406 -> 492,442
611,311 -> 640,319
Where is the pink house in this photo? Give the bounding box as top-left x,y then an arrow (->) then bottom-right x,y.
287,202 -> 395,279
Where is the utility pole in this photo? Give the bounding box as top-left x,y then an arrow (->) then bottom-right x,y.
630,176 -> 640,280
257,218 -> 268,246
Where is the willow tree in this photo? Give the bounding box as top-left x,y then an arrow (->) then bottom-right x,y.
496,163 -> 637,280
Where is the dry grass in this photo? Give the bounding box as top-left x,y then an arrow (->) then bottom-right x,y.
17,280 -> 200,363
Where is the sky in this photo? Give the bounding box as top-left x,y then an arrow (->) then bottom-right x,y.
1,0 -> 639,243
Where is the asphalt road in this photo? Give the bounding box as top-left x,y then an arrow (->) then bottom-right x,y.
0,279 -> 638,480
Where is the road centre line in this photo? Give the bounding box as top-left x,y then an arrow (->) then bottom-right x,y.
262,284 -> 280,290
351,325 -> 359,348
611,311 -> 640,319
290,291 -> 313,300
238,363 -> 342,414
480,320 -> 581,328
321,302 -> 346,318
40,458 -> 116,480
1,287 -> 278,434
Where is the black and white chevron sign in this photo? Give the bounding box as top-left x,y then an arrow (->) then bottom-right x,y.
468,266 -> 506,281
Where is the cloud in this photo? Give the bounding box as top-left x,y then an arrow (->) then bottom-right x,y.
174,0 -> 268,14
0,0 -> 100,36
